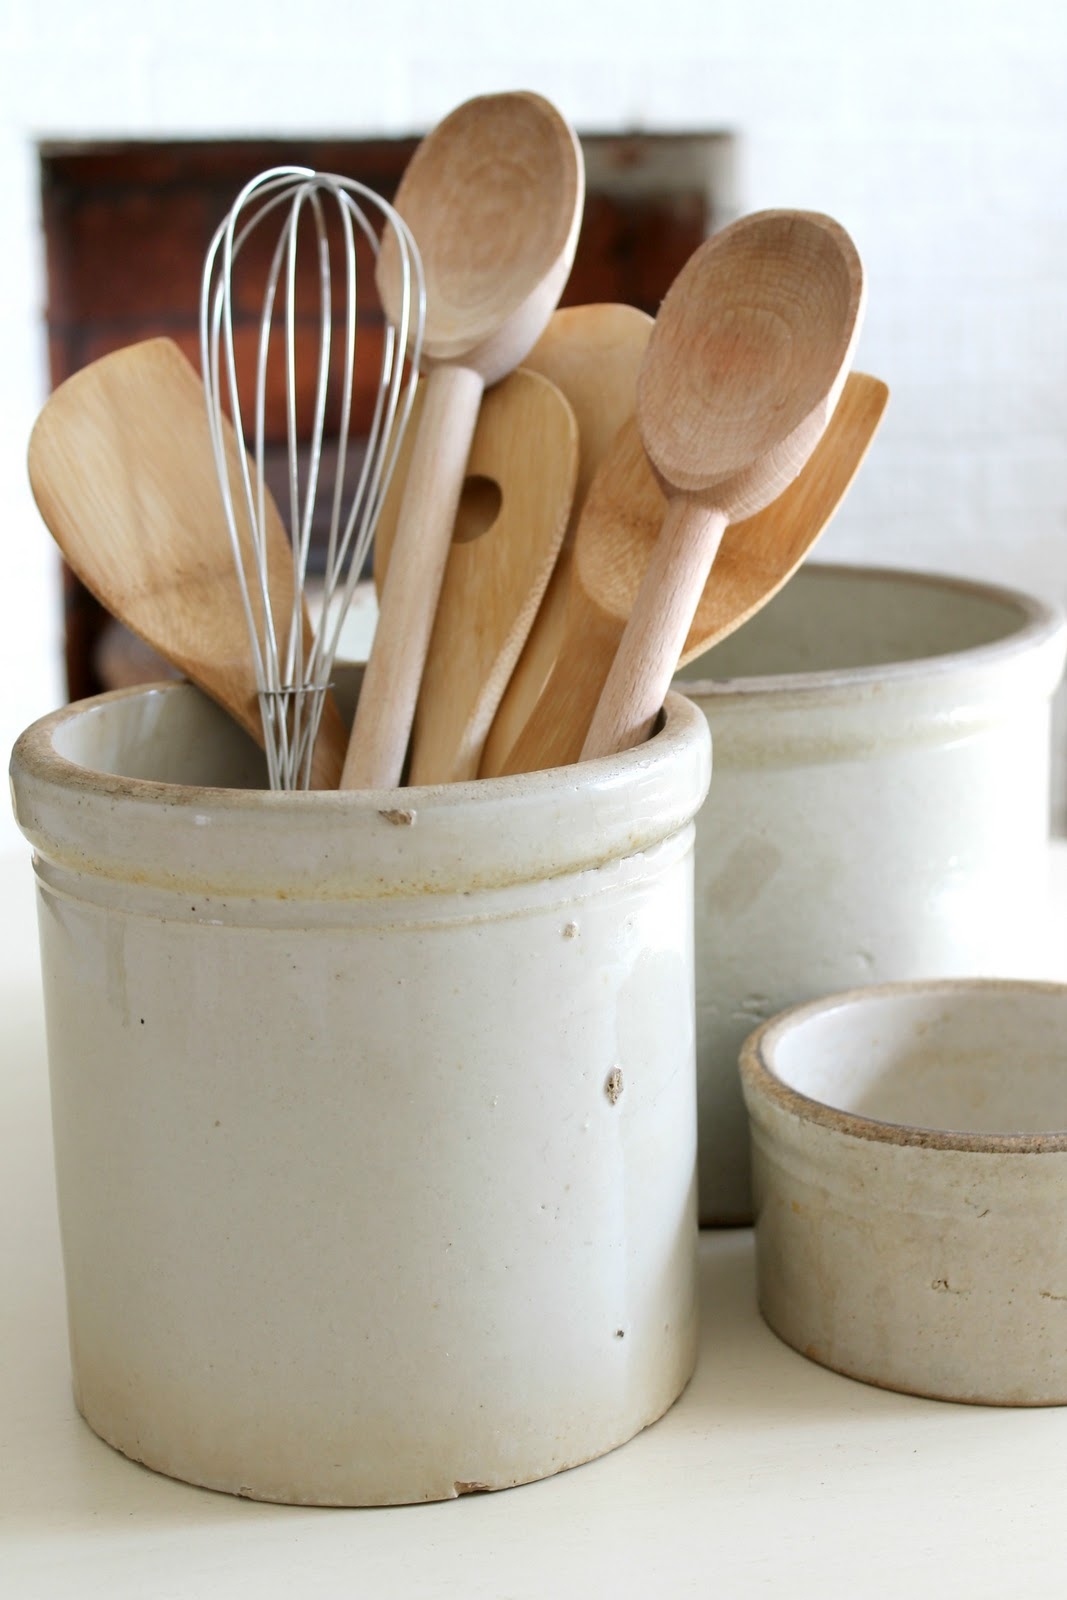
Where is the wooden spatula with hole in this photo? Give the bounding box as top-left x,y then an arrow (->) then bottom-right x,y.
372,367 -> 578,783
478,303 -> 653,778
26,337 -> 347,787
497,369 -> 888,775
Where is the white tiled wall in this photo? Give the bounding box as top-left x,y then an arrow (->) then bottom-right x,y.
2,0 -> 1065,851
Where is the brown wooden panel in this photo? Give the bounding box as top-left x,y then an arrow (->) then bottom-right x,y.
77,316 -> 393,445
563,192 -> 707,311
45,185 -> 214,324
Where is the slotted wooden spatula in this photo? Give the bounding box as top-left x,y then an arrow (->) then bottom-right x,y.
373,366 -> 578,784
478,303 -> 653,778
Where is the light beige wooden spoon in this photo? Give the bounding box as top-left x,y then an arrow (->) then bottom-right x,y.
479,303 -> 653,778
372,367 -> 578,783
499,370 -> 887,776
26,337 -> 348,788
582,209 -> 866,760
341,90 -> 584,789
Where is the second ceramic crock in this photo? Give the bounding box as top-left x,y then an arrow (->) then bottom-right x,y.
676,562 -> 1067,1224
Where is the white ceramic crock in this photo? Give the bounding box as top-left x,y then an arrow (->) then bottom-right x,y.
740,979 -> 1067,1405
9,680 -> 710,1506
676,563 -> 1067,1225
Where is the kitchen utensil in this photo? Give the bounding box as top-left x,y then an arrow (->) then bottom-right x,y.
201,165 -> 423,789
582,209 -> 866,760
372,368 -> 578,784
26,336 -> 347,789
499,370 -> 887,775
741,978 -> 1067,1404
341,90 -> 584,789
479,303 -> 653,779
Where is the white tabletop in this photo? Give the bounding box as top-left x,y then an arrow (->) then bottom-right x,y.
3,844 -> 1067,1599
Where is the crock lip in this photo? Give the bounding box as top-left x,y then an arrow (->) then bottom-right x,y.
739,977 -> 1067,1155
677,562 -> 1067,699
9,681 -> 706,813
9,681 -> 712,900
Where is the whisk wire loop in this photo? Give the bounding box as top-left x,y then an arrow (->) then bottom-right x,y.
200,165 -> 424,790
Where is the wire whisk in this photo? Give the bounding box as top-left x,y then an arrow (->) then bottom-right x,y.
200,166 -> 424,789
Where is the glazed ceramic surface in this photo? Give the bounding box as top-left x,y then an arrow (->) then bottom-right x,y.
9,680 -> 710,1505
741,978 -> 1067,1405
676,563 -> 1067,1224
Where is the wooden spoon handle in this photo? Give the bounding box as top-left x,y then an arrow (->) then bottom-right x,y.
341,362 -> 484,789
581,498 -> 728,760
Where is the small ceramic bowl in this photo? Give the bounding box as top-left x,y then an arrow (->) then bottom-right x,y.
740,979 -> 1067,1405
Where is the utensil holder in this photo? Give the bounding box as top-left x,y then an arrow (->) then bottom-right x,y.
9,680 -> 710,1506
676,563 -> 1067,1225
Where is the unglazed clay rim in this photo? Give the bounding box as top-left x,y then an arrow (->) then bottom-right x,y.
739,978 -> 1067,1154
680,563 -> 1066,699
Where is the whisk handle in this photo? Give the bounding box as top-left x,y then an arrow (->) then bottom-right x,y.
341,363 -> 485,790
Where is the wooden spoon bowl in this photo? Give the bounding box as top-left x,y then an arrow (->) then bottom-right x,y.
379,91 -> 584,384
640,210 -> 865,517
583,209 -> 866,759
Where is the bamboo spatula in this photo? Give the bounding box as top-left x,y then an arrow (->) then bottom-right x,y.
27,337 -> 347,787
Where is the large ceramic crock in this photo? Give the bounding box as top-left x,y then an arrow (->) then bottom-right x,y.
9,681 -> 710,1505
676,563 -> 1066,1224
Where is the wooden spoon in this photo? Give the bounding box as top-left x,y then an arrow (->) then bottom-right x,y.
26,337 -> 347,788
478,303 -> 653,778
341,91 -> 584,789
499,371 -> 887,775
373,368 -> 578,783
582,209 -> 866,760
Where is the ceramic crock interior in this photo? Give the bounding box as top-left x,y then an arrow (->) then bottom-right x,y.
769,986 -> 1067,1136
50,686 -> 270,787
47,667 -> 375,788
675,565 -> 1028,682
43,667 -> 676,796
